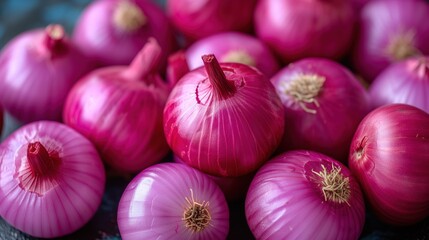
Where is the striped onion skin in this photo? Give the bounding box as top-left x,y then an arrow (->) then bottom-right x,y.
245,150 -> 365,240
163,61 -> 285,177
117,162 -> 229,240
0,121 -> 106,238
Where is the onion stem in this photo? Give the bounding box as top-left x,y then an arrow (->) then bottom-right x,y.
182,189 -> 211,232
113,1 -> 146,32
285,74 -> 325,114
27,141 -> 61,177
43,24 -> 65,54
312,164 -> 351,206
202,54 -> 237,99
386,31 -> 420,61
126,38 -> 162,81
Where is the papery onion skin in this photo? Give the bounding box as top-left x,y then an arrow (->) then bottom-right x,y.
245,150 -> 365,240
0,25 -> 94,123
369,56 -> 429,113
163,56 -> 285,177
254,0 -> 355,63
117,162 -> 229,240
352,0 -> 429,82
271,58 -> 371,163
173,155 -> 255,202
73,0 -> 176,67
0,121 -> 106,238
349,104 -> 429,226
166,0 -> 257,42
63,39 -> 170,173
185,32 -> 280,78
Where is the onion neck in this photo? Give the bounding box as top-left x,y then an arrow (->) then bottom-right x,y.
166,50 -> 190,87
312,164 -> 351,206
182,189 -> 211,232
42,24 -> 66,56
409,57 -> 429,79
285,74 -> 325,114
113,1 -> 146,32
221,50 -> 256,67
386,31 -> 419,61
202,54 -> 237,100
125,38 -> 162,83
27,141 -> 61,178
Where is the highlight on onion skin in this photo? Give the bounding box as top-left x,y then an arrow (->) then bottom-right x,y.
0,24 -> 94,123
185,32 -> 280,78
73,0 -> 176,67
245,150 -> 365,240
351,0 -> 429,82
163,54 -> 285,177
271,58 -> 371,163
254,0 -> 355,63
369,56 -> 429,113
117,162 -> 229,240
0,121 -> 106,238
349,103 -> 429,226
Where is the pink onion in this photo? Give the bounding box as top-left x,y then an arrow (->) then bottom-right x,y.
63,39 -> 170,173
0,24 -> 94,123
254,0 -> 355,63
369,56 -> 429,113
246,150 -> 365,240
173,155 -> 254,202
164,54 -> 285,177
166,50 -> 190,87
271,58 -> 371,163
166,0 -> 257,42
0,121 -> 106,238
352,0 -> 429,82
185,32 -> 280,78
73,0 -> 176,67
349,104 -> 429,226
117,162 -> 229,240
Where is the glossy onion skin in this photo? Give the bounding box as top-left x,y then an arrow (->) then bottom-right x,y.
369,57 -> 429,113
166,0 -> 257,42
0,28 -> 93,123
117,162 -> 229,240
254,0 -> 355,63
349,104 -> 429,225
0,121 -> 106,238
185,32 -> 280,78
73,0 -> 175,67
271,58 -> 371,163
245,150 -> 365,240
163,62 -> 285,177
63,67 -> 170,173
352,0 -> 429,82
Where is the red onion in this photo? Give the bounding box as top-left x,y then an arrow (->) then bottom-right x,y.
73,0 -> 176,67
351,0 -> 371,10
166,0 -> 257,42
0,121 -> 106,238
164,54 -> 285,177
173,155 -> 254,202
352,0 -> 429,82
369,56 -> 429,113
185,32 -> 280,78
349,104 -> 429,225
117,162 -> 229,240
271,58 -> 371,162
246,150 -> 365,240
166,50 -> 190,87
0,24 -> 94,123
63,39 -> 170,173
254,0 -> 355,63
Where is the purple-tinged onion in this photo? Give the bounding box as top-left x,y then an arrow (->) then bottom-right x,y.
352,0 -> 429,82
271,58 -> 371,163
369,56 -> 429,113
246,150 -> 365,240
0,121 -> 106,238
0,24 -> 94,123
166,50 -> 190,87
164,54 -> 285,177
185,32 -> 280,78
254,0 -> 355,63
117,162 -> 229,240
349,104 -> 429,225
63,39 -> 170,173
73,0 -> 176,67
